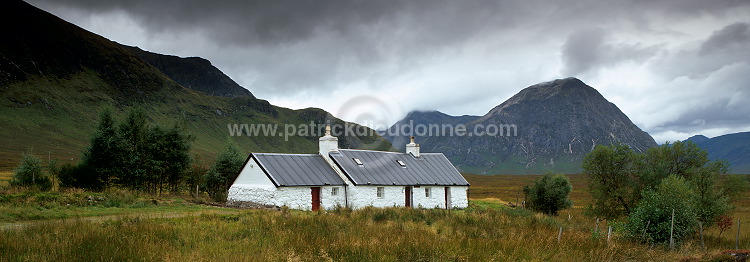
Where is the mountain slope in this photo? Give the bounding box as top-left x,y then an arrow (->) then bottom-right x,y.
687,133 -> 750,174
0,0 -> 392,170
122,46 -> 255,99
382,111 -> 479,149
386,78 -> 658,174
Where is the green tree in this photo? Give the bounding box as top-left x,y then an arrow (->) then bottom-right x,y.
79,109 -> 126,190
523,172 -> 573,216
10,151 -> 52,191
205,140 -> 245,201
583,141 -> 733,224
118,108 -> 150,190
582,143 -> 640,219
186,156 -> 209,197
642,141 -> 732,226
142,124 -> 192,193
688,160 -> 731,226
625,175 -> 697,244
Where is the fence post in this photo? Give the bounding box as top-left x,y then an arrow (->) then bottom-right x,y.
699,222 -> 705,251
669,209 -> 675,250
558,227 -> 563,243
642,220 -> 650,240
607,226 -> 612,242
737,219 -> 742,250
595,218 -> 599,235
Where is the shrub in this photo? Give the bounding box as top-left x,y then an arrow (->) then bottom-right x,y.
10,152 -> 52,191
204,140 -> 244,201
625,175 -> 697,244
523,173 -> 573,216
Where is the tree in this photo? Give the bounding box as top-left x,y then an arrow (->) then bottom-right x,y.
10,151 -> 52,191
642,141 -> 732,226
204,140 -> 245,201
79,109 -> 126,190
625,175 -> 698,244
159,124 -> 193,192
64,108 -> 193,193
583,141 -> 733,224
582,143 -> 640,219
185,156 -> 209,197
523,172 -> 573,216
118,108 -> 150,190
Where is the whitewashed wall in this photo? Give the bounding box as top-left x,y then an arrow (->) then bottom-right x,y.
347,186 -> 402,209
228,156 -> 469,210
229,185 -> 346,211
228,156 -> 348,210
412,186 -> 444,209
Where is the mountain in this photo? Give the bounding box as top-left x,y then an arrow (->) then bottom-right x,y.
686,132 -> 750,174
122,46 -> 255,99
0,0 -> 392,170
385,77 -> 658,174
382,111 -> 479,149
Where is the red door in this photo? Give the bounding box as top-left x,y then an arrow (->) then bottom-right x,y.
405,187 -> 412,208
311,187 -> 321,211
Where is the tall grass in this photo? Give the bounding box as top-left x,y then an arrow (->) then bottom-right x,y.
0,188 -> 211,222
1,206 -> 697,261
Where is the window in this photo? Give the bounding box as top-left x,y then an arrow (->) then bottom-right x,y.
331,187 -> 339,196
425,187 -> 431,198
353,158 -> 363,166
377,187 -> 385,198
396,160 -> 406,167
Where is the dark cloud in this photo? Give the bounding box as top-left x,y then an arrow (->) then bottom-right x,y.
699,22 -> 750,55
561,27 -> 660,76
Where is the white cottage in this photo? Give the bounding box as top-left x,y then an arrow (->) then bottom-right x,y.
228,126 -> 469,210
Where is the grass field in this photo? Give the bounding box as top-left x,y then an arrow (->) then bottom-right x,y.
0,172 -> 10,188
1,174 -> 749,261
465,173 -> 750,256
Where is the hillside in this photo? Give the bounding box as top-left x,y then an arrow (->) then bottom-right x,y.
687,132 -> 750,174
0,0 -> 392,170
122,46 -> 255,98
382,111 -> 479,149
385,78 -> 658,174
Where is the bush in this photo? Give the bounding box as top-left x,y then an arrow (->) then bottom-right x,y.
204,140 -> 244,201
57,163 -> 104,191
10,152 -> 52,191
625,175 -> 697,244
523,173 -> 572,216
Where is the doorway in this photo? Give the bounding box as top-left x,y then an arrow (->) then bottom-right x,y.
311,187 -> 321,211
405,186 -> 412,208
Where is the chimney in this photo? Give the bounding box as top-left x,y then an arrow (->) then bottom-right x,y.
406,136 -> 420,157
319,125 -> 338,158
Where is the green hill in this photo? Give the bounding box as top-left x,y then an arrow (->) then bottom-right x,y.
687,133 -> 750,174
0,0 -> 392,171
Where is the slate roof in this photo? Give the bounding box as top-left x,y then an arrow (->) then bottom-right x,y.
329,149 -> 470,186
252,153 -> 346,186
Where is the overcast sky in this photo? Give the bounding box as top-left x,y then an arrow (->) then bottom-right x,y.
27,0 -> 750,143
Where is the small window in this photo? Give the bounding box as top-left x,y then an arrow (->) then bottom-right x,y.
425,187 -> 431,198
396,160 -> 406,167
377,187 -> 385,198
331,187 -> 339,196
353,158 -> 363,166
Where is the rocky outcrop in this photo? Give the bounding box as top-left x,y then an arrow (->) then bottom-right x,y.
123,46 -> 255,99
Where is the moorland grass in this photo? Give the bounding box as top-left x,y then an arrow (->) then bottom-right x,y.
1,174 -> 749,260
0,206 -> 688,261
0,188 -> 219,223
